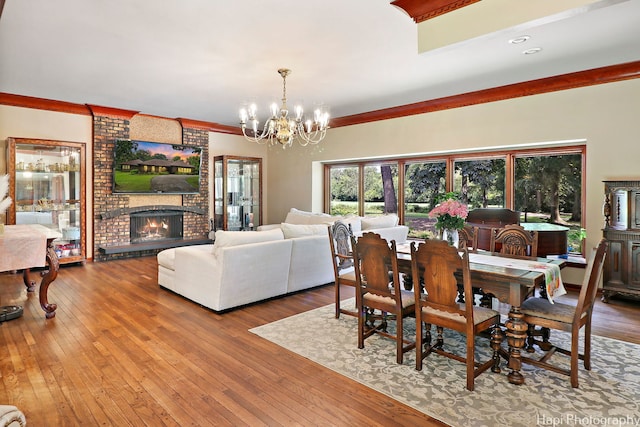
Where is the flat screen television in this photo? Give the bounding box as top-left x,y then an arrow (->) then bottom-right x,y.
113,140 -> 203,194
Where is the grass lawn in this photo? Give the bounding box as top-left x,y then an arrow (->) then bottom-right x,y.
114,171 -> 154,192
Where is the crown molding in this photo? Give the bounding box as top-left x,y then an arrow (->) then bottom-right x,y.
0,92 -> 91,116
176,118 -> 241,134
86,105 -> 139,120
330,60 -> 640,128
391,0 -> 479,22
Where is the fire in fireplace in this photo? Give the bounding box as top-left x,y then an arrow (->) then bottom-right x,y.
130,210 -> 183,244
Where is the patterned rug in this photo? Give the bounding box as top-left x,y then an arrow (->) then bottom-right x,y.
250,299 -> 640,427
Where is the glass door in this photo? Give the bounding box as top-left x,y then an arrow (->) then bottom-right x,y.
7,138 -> 86,264
213,155 -> 262,231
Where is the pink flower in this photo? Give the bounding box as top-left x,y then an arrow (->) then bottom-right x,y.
429,199 -> 468,231
428,199 -> 468,219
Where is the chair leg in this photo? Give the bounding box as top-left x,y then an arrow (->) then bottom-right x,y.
357,306 -> 365,349
435,326 -> 444,349
416,320 -> 424,371
466,337 -> 475,391
584,320 -> 592,370
570,329 -> 580,388
396,316 -> 404,364
335,282 -> 340,319
526,324 -> 535,352
491,325 -> 503,373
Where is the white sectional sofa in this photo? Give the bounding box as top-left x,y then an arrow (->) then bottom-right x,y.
157,209 -> 408,312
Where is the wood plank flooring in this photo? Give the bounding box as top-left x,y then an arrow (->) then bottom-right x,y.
1,256 -> 639,426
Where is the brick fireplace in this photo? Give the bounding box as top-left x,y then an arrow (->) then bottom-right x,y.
91,109 -> 210,261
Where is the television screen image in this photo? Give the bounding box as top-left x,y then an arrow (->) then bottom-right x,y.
113,140 -> 202,194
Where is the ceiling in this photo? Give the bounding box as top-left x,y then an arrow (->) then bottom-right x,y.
1,0 -> 639,129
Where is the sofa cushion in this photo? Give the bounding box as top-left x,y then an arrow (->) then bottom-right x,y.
157,248 -> 176,270
213,228 -> 284,256
361,214 -> 399,230
284,208 -> 334,225
281,223 -> 329,239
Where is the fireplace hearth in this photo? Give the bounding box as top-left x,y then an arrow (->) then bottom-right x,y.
130,210 -> 183,244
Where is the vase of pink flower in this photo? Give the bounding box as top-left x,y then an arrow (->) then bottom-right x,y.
428,192 -> 468,246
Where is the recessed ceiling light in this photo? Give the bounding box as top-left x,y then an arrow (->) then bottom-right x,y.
523,47 -> 542,55
509,35 -> 530,44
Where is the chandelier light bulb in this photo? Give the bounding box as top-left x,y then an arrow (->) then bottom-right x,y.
238,68 -> 330,149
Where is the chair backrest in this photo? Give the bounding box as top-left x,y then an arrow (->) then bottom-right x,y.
410,239 -> 474,321
351,232 -> 400,300
490,224 -> 539,258
574,239 -> 608,323
458,224 -> 479,252
328,221 -> 353,276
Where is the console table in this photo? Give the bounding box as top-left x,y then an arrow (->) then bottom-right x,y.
0,224 -> 62,318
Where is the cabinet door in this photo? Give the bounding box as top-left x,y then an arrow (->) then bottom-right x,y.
630,241 -> 640,291
212,155 -> 262,231
604,239 -> 625,287
610,190 -> 628,229
7,137 -> 86,264
632,191 -> 640,229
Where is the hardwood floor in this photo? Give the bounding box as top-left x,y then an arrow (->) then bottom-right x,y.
1,256 -> 639,426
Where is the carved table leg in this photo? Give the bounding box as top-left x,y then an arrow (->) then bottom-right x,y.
22,269 -> 37,292
503,306 -> 528,385
39,241 -> 59,318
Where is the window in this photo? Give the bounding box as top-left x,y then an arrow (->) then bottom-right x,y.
453,157 -> 505,209
404,160 -> 446,238
514,151 -> 584,253
329,165 -> 359,216
324,145 -> 586,253
364,163 -> 398,215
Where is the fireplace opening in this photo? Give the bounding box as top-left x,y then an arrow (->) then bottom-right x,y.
130,210 -> 183,244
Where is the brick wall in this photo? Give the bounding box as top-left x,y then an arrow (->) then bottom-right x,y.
92,115 -> 209,261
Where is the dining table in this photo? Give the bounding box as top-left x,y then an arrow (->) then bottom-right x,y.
0,224 -> 62,319
395,241 -> 566,385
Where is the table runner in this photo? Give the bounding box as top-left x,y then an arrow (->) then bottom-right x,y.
469,253 -> 566,303
395,243 -> 565,303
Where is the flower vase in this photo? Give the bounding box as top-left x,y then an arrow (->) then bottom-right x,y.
442,228 -> 459,247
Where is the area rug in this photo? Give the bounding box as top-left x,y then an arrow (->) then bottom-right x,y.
250,299 -> 640,427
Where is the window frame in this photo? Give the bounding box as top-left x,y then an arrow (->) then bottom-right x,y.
324,144 -> 586,251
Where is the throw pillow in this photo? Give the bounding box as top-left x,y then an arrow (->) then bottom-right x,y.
361,214 -> 399,230
281,223 -> 329,239
213,228 -> 284,256
285,208 -> 333,225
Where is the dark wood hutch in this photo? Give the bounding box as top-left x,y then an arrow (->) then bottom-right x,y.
602,180 -> 640,302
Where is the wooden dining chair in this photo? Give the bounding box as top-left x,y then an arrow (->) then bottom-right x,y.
458,224 -> 479,252
410,239 -> 502,391
351,232 -> 416,364
328,221 -> 357,318
490,224 -> 539,258
520,239 -> 608,388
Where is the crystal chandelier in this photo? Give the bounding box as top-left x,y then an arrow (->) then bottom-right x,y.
239,68 -> 329,149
